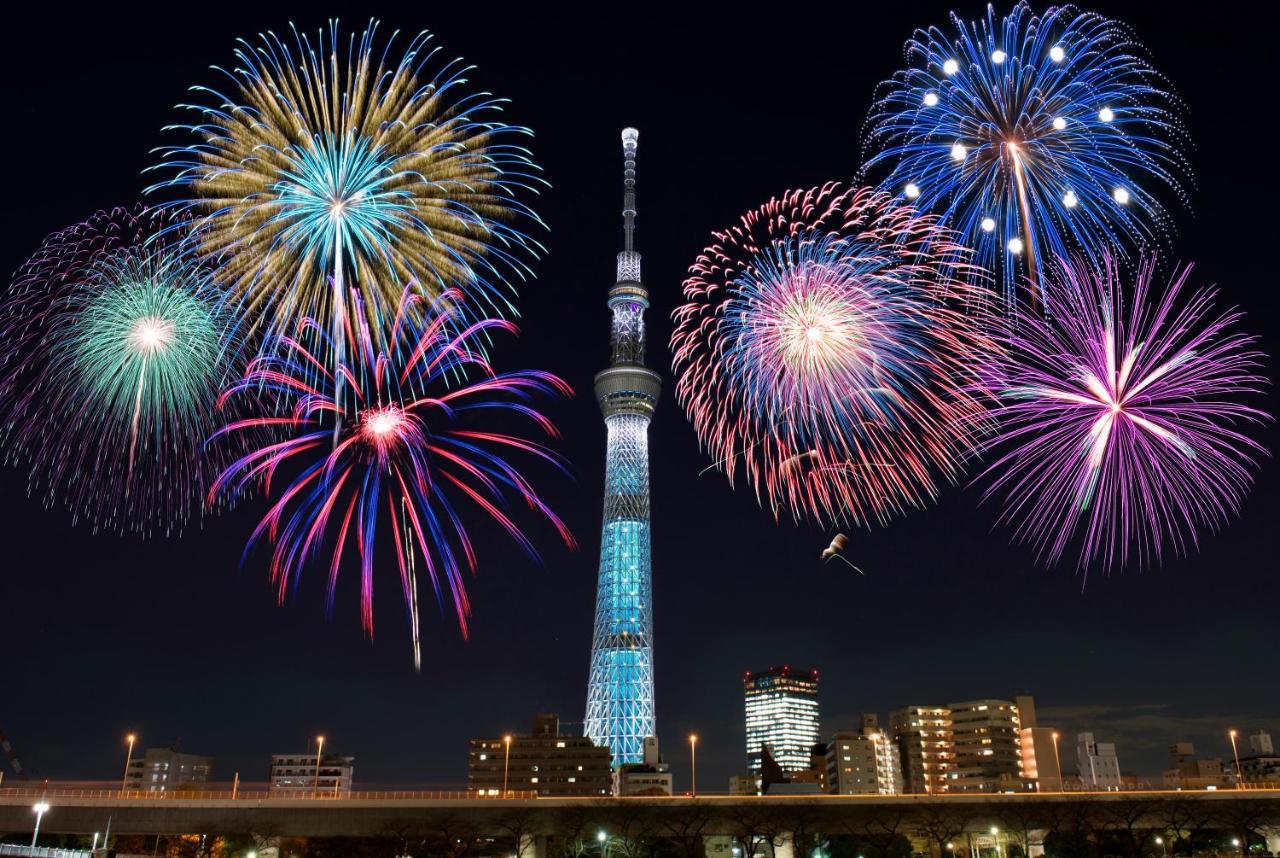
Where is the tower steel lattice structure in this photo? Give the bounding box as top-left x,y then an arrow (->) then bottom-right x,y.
584,128 -> 661,767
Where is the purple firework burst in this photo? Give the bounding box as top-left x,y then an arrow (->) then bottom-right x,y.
976,255 -> 1270,570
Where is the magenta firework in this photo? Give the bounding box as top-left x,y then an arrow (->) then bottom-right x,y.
976,256 -> 1270,570
671,183 -> 997,527
209,289 -> 575,667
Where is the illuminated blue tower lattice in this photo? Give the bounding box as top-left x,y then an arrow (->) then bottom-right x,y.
584,128 -> 661,767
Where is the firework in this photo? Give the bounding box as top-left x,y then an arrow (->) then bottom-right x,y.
975,256 -> 1270,570
148,19 -> 545,381
862,2 -> 1190,308
209,289 -> 574,667
671,183 -> 997,527
0,207 -> 243,536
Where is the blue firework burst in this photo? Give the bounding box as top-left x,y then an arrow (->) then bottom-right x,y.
862,2 -> 1190,308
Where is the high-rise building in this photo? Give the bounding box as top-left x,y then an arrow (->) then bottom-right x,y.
1076,733 -> 1122,790
743,666 -> 820,774
826,714 -> 903,795
584,128 -> 661,769
469,714 -> 612,797
890,706 -> 953,794
269,752 -> 353,796
123,747 -> 213,793
950,699 -> 1033,792
891,697 -> 1045,794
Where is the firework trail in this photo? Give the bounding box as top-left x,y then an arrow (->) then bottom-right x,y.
671,183 -> 997,527
209,288 -> 575,667
862,2 -> 1190,308
0,207 -> 245,536
148,19 -> 545,388
975,255 -> 1270,570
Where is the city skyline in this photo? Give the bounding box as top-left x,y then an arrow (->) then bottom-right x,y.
1,0 -> 1277,799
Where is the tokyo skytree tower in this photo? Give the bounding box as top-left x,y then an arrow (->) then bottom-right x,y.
584,128 -> 661,767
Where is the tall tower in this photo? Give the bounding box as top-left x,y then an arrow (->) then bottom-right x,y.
584,128 -> 661,767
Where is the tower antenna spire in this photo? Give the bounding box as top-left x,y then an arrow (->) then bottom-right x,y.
622,127 -> 638,252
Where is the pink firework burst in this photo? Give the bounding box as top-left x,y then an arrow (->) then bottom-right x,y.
977,256 -> 1271,570
671,183 -> 998,527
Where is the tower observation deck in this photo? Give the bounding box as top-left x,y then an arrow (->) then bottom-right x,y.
584,128 -> 661,768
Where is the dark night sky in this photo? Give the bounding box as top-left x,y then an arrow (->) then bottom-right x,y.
1,3 -> 1276,793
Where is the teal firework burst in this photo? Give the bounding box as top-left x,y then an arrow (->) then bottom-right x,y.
0,209 -> 245,536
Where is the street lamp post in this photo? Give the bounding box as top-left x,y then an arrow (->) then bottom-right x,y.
1051,732 -> 1062,792
689,734 -> 698,797
31,801 -> 50,848
598,830 -> 608,858
1229,730 -> 1244,789
990,827 -> 1002,858
1154,836 -> 1167,858
121,733 -> 137,794
503,735 -> 514,798
314,735 -> 325,799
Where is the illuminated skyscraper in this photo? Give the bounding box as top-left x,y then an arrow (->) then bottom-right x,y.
744,666 -> 821,774
584,128 -> 661,767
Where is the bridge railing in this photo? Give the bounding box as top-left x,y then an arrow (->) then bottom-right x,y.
0,846 -> 93,858
0,785 -> 537,802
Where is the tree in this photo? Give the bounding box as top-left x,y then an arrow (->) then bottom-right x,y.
658,801 -> 715,858
914,804 -> 974,858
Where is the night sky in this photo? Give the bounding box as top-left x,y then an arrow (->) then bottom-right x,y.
2,3 -> 1275,793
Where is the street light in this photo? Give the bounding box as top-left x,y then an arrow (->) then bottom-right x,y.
689,734 -> 698,797
93,831 -> 101,853
503,735 -> 514,798
598,830 -> 608,858
31,802 -> 50,848
1229,730 -> 1244,789
121,733 -> 137,793
1155,836 -> 1167,858
1051,732 -> 1062,791
314,735 -> 325,799
990,827 -> 1002,858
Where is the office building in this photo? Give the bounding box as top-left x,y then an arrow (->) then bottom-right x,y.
269,752 -> 354,796
469,714 -> 611,798
744,666 -> 820,774
827,714 -> 903,795
123,747 -> 213,793
890,705 -> 953,794
1076,733 -> 1122,790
